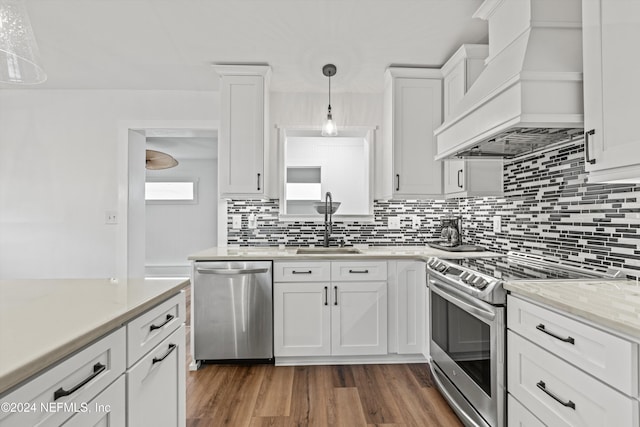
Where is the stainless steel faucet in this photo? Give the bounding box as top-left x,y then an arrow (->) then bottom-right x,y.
323,191 -> 333,247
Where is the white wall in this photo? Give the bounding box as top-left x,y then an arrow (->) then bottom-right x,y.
145,158 -> 217,276
0,90 -> 217,279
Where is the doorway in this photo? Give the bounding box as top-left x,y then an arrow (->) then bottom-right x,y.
118,121 -> 220,279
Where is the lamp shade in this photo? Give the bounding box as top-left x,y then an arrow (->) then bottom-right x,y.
0,0 -> 46,84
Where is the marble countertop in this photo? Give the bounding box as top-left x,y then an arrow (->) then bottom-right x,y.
0,277 -> 189,395
188,245 -> 502,261
505,279 -> 640,341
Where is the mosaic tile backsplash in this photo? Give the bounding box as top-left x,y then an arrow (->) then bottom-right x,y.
227,139 -> 640,276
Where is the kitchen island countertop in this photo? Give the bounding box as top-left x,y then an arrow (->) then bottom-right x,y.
188,245 -> 502,261
505,279 -> 640,342
0,277 -> 188,395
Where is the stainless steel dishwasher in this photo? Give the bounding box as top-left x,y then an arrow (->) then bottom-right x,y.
192,261 -> 273,362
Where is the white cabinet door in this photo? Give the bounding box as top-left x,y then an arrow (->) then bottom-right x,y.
396,261 -> 425,354
127,325 -> 186,427
63,376 -> 126,427
444,159 -> 465,194
217,66 -> 272,197
443,159 -> 503,198
583,0 -> 640,181
331,282 -> 388,356
380,68 -> 443,199
274,283 -> 331,357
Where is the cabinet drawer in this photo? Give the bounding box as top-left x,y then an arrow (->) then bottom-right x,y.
127,292 -> 185,366
507,295 -> 638,395
0,327 -> 126,427
62,375 -> 125,427
128,325 -> 185,427
274,261 -> 331,282
508,331 -> 639,427
508,394 -> 546,427
331,261 -> 387,281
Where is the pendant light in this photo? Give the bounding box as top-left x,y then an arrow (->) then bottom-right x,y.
145,150 -> 179,170
0,0 -> 47,84
321,64 -> 338,137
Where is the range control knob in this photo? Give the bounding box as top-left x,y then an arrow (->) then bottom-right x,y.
436,263 -> 448,273
473,278 -> 489,290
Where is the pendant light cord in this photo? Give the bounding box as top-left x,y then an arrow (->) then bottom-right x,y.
328,75 -> 332,113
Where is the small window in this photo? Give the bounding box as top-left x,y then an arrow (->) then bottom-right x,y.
145,181 -> 196,203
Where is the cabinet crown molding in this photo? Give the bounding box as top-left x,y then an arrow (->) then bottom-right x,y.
440,44 -> 489,76
385,67 -> 442,80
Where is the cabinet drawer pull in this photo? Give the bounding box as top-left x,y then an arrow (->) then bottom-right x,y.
150,314 -> 175,331
257,173 -> 261,191
396,174 -> 400,191
292,270 -> 312,275
334,286 -> 338,306
348,269 -> 369,274
324,286 -> 328,306
457,169 -> 463,188
54,362 -> 106,401
584,129 -> 596,165
152,343 -> 177,365
536,381 -> 576,410
536,324 -> 575,344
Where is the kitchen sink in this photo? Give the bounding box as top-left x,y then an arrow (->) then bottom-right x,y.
296,247 -> 362,255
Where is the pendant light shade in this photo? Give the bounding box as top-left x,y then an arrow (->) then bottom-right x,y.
321,64 -> 338,137
146,150 -> 179,170
0,0 -> 47,84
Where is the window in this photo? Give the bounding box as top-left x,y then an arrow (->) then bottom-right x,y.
145,181 -> 197,203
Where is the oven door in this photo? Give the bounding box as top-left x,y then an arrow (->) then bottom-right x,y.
429,275 -> 505,427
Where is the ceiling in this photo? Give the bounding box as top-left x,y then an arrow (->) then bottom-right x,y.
145,129 -> 218,160
9,0 -> 488,93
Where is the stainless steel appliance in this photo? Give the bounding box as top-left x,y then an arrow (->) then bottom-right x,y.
427,216 -> 485,252
426,252 -> 621,427
193,261 -> 273,362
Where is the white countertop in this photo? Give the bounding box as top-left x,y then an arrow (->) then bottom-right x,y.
188,245 -> 503,261
505,279 -> 640,341
0,277 -> 189,395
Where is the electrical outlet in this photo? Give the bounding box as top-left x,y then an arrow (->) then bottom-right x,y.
105,210 -> 118,225
411,215 -> 421,229
493,215 -> 501,233
248,214 -> 257,229
232,215 -> 242,229
388,216 -> 401,229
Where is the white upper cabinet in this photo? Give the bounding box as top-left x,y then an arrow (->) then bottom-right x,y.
443,158 -> 503,199
441,44 -> 488,121
378,68 -> 443,199
216,65 -> 274,198
583,0 -> 640,182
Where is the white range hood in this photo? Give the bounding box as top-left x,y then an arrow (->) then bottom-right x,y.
435,0 -> 584,160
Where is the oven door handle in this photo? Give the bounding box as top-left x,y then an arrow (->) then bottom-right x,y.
429,279 -> 496,322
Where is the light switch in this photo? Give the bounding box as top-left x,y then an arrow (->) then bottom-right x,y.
248,214 -> 257,229
232,215 -> 242,229
411,215 -> 421,229
388,216 -> 401,229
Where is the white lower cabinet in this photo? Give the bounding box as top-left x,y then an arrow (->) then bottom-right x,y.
331,281 -> 387,356
125,292 -> 186,427
273,260 -> 388,358
62,376 -> 126,427
274,282 -> 331,357
507,295 -> 640,427
127,325 -> 186,427
391,261 -> 426,355
274,281 -> 387,357
0,327 -> 126,427
508,394 -> 545,427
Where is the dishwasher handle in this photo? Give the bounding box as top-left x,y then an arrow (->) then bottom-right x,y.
196,267 -> 269,275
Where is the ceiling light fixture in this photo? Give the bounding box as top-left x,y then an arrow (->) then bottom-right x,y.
146,150 -> 179,170
321,64 -> 337,137
0,0 -> 47,84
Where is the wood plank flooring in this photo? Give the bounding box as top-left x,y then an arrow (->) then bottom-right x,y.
183,286 -> 462,427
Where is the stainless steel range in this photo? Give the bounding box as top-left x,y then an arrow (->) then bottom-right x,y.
426,252 -> 621,427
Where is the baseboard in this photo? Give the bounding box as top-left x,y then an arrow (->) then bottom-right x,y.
275,353 -> 427,366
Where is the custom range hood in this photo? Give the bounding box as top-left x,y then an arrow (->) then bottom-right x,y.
435,0 -> 584,160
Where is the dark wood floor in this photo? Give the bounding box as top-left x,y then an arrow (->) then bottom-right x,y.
183,286 -> 462,427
